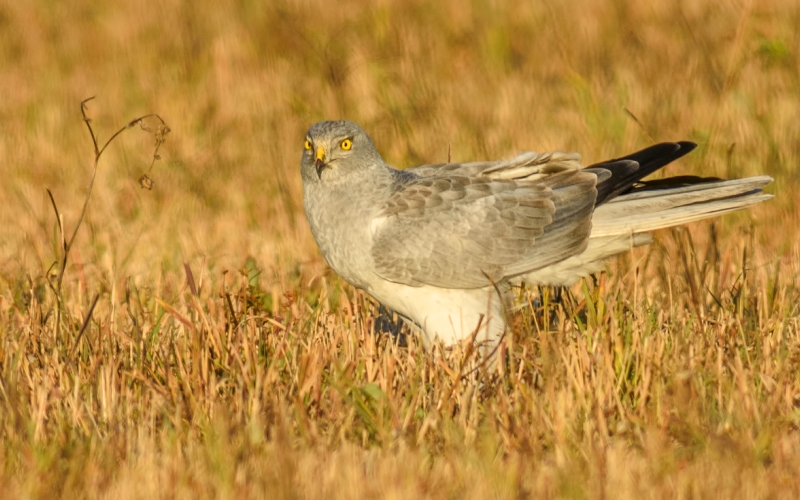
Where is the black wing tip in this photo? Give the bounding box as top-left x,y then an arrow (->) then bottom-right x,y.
676,141 -> 697,154
592,140 -> 698,205
646,140 -> 697,157
652,140 -> 696,146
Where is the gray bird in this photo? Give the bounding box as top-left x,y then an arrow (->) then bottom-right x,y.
301,120 -> 772,351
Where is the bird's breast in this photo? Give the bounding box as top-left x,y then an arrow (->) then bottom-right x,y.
303,184 -> 380,290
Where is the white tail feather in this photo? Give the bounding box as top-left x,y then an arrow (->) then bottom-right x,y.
518,175 -> 772,286
591,176 -> 772,237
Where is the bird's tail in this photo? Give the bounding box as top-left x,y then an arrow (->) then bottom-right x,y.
519,175 -> 772,286
590,175 -> 773,237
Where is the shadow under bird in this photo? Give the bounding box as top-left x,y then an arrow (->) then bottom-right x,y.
300,120 -> 772,353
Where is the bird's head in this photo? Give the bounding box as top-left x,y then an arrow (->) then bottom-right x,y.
300,120 -> 384,183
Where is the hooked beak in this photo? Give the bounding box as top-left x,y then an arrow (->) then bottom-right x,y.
314,146 -> 327,179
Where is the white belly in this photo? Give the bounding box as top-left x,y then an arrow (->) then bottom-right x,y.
368,279 -> 507,347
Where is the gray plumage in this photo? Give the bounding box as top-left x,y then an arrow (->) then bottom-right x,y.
301,120 -> 772,350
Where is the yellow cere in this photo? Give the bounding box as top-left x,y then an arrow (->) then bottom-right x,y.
340,139 -> 352,150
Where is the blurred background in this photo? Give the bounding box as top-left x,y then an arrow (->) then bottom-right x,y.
1,2 -> 799,496
0,0 -> 796,296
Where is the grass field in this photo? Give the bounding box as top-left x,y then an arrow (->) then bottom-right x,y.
1,0 -> 799,498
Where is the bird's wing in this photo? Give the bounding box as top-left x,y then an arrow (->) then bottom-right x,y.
407,150 -> 585,180
370,154 -> 599,288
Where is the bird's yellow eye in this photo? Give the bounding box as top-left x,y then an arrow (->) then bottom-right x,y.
340,139 -> 352,151
304,139 -> 312,151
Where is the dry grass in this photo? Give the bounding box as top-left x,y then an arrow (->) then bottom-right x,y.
1,0 -> 799,498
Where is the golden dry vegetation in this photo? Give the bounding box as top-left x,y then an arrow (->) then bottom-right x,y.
1,0 -> 799,498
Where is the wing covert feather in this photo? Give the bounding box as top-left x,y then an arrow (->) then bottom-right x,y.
370,177 -> 555,288
371,152 -> 599,289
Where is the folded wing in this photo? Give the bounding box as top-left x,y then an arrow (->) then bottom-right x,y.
371,153 -> 599,288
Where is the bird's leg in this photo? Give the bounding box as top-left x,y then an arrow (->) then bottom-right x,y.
373,304 -> 408,347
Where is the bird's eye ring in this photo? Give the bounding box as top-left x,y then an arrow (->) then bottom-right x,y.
340,139 -> 352,151
304,139 -> 312,151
